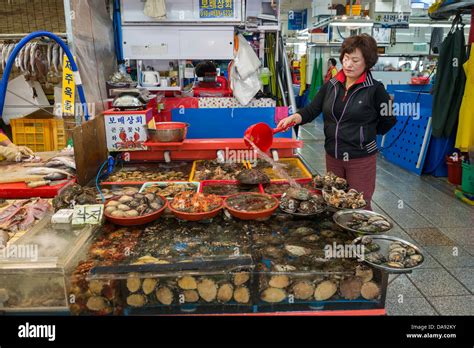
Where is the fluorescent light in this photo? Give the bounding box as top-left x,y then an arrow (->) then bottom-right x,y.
330,22 -> 374,27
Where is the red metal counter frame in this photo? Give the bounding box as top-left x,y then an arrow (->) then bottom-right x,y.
127,138 -> 303,161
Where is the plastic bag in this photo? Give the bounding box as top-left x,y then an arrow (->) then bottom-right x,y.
230,63 -> 262,106
233,34 -> 261,80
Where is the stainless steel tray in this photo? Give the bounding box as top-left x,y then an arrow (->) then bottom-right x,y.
333,209 -> 393,235
352,235 -> 425,274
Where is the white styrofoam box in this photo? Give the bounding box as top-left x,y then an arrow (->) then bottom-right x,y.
52,209 -> 74,224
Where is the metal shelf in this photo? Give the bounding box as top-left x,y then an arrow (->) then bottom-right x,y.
429,0 -> 474,20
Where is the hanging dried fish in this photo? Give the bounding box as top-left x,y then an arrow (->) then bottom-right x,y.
29,42 -> 37,75
23,42 -> 31,74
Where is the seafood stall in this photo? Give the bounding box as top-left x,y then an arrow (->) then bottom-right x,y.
0,110 -> 425,316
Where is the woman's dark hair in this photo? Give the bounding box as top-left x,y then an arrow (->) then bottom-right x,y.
195,61 -> 217,77
339,34 -> 378,70
328,58 -> 337,67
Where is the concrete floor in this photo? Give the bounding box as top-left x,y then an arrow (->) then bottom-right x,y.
297,122 -> 474,316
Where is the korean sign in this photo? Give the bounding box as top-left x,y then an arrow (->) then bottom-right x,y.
72,205 -> 104,226
374,12 -> 410,28
62,54 -> 75,115
104,114 -> 147,151
199,0 -> 234,18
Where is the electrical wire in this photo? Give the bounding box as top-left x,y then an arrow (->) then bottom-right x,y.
95,158 -> 109,203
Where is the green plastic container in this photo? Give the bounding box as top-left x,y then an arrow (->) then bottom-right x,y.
461,161 -> 474,194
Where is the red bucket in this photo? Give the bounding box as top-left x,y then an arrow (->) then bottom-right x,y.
446,156 -> 462,185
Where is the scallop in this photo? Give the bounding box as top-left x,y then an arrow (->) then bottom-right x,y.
125,210 -> 139,217
111,210 -> 126,218
124,188 -> 139,196
105,206 -> 117,214
145,193 -> 155,201
118,195 -> 133,203
118,204 -> 131,211
107,200 -> 120,207
149,202 -> 162,210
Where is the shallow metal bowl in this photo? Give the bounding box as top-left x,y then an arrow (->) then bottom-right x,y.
148,122 -> 189,143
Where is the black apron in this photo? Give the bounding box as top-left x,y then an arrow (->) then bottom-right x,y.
432,17 -> 467,138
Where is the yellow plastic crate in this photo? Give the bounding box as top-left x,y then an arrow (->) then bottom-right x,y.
11,117 -> 66,152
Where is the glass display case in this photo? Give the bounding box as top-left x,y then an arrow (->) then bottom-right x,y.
0,215 -> 96,314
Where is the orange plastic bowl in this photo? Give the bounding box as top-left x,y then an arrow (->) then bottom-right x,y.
224,193 -> 279,220
104,196 -> 168,226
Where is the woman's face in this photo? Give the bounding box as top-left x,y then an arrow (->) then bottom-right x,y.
342,48 -> 366,80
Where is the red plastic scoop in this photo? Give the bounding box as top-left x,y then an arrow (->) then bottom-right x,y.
244,122 -> 294,152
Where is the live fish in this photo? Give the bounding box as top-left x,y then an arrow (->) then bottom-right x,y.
47,156 -> 76,170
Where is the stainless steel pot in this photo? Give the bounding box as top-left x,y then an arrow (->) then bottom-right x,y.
147,122 -> 189,143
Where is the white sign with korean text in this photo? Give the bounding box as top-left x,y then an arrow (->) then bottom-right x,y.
104,114 -> 148,151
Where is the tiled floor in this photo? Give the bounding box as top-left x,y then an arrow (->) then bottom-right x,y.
297,122 -> 474,316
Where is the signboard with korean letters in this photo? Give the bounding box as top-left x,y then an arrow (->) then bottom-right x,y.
104,111 -> 150,152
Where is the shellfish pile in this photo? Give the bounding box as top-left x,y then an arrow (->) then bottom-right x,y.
107,169 -> 188,182
105,192 -> 165,218
279,187 -> 325,215
142,183 -> 197,199
253,221 -> 382,303
313,172 -> 348,191
226,193 -> 277,212
171,192 -> 222,213
346,212 -> 391,233
123,271 -> 252,308
323,187 -> 366,209
360,236 -> 424,269
236,169 -> 270,185
194,161 -> 243,181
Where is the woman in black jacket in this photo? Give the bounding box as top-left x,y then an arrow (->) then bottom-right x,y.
278,34 -> 396,209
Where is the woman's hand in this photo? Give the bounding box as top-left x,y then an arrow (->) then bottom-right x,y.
7,143 -> 34,157
277,113 -> 302,131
